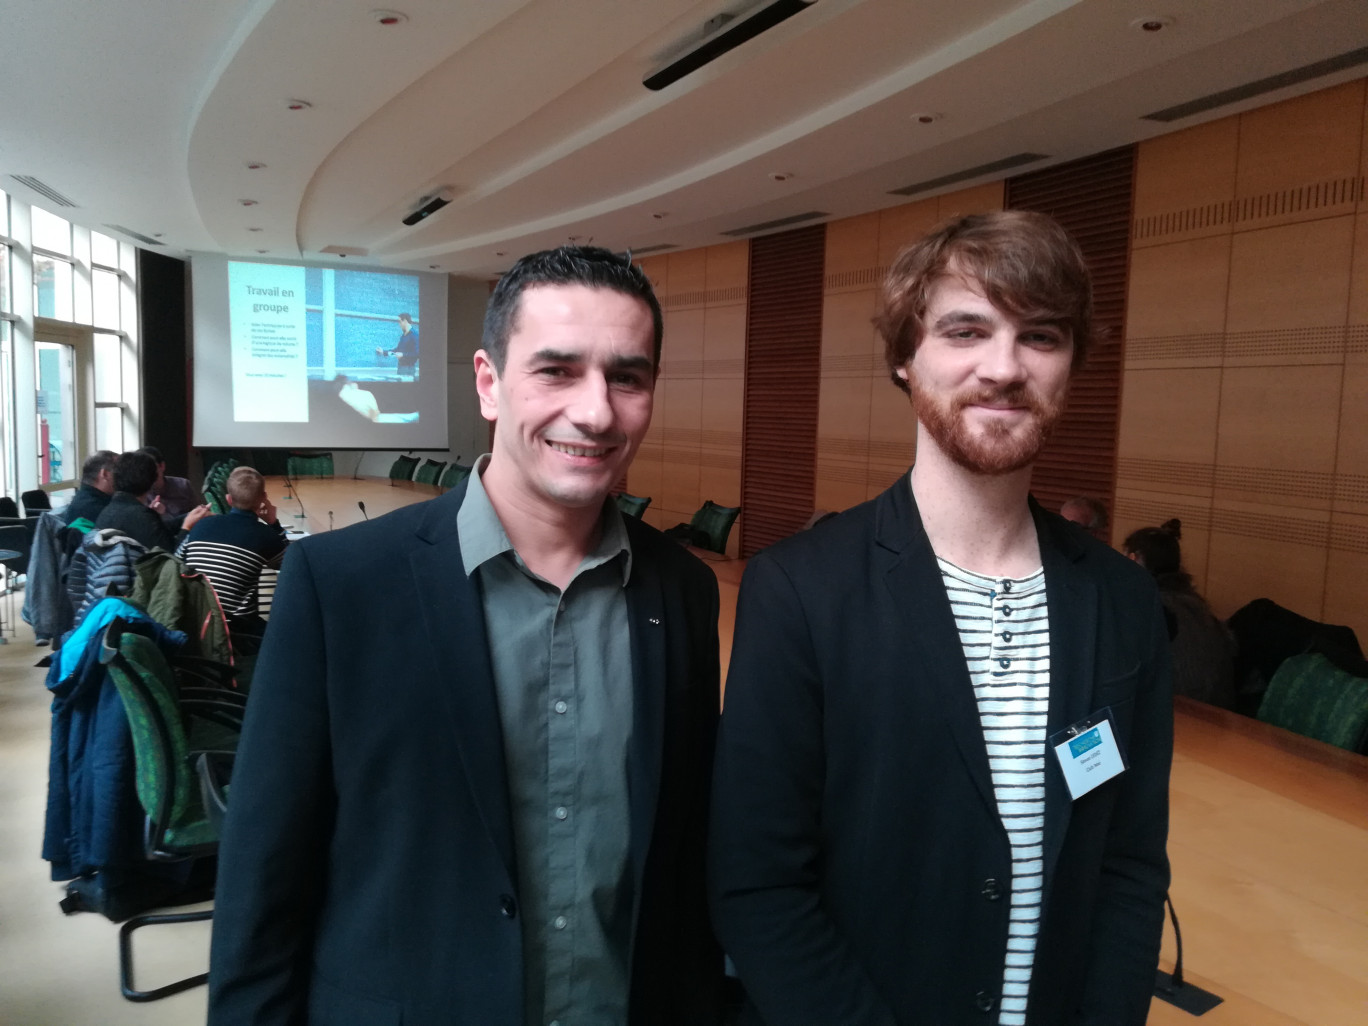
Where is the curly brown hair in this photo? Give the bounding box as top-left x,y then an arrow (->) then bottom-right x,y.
875,210 -> 1094,393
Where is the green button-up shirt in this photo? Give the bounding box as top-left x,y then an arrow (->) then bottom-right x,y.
458,456 -> 636,1026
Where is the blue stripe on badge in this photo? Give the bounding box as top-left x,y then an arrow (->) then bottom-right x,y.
1068,727 -> 1102,758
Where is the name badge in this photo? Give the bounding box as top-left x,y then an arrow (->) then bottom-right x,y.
1050,710 -> 1126,800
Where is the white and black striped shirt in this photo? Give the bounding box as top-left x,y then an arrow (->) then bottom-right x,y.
939,557 -> 1049,1026
177,507 -> 288,619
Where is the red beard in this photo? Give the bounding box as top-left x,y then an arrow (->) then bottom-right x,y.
908,374 -> 1066,476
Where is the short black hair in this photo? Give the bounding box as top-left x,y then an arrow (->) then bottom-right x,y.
81,450 -> 117,487
481,245 -> 663,372
112,451 -> 158,497
398,313 -> 413,325
135,445 -> 163,464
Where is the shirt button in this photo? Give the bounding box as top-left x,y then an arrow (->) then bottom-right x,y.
557,600 -> 565,613
1001,605 -> 1012,616
975,990 -> 996,1013
1001,580 -> 1012,593
499,894 -> 517,918
553,915 -> 568,930
998,658 -> 1010,668
554,700 -> 568,714
981,878 -> 1002,901
1002,631 -> 1013,642
554,806 -> 568,820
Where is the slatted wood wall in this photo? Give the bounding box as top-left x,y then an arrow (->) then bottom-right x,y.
1006,146 -> 1135,520
741,224 -> 825,555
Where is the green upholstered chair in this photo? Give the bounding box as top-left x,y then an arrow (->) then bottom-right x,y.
99,619 -> 244,1001
389,454 -> 421,485
1257,652 -> 1368,753
286,452 -> 334,478
201,458 -> 240,515
614,492 -> 651,519
667,500 -> 741,556
413,458 -> 446,487
439,463 -> 473,490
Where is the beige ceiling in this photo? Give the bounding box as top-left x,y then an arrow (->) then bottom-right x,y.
2,0 -> 1365,278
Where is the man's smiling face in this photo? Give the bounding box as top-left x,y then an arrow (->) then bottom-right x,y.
474,283 -> 656,513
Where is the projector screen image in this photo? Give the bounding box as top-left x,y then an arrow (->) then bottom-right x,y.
192,255 -> 449,450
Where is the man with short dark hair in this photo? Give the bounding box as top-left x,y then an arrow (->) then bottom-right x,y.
62,450 -> 117,524
95,451 -> 211,550
711,211 -> 1172,1026
375,311 -> 419,378
210,245 -> 723,1026
1061,495 -> 1110,542
178,466 -> 287,624
136,445 -> 202,519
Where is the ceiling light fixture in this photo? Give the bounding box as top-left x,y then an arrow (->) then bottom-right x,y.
286,99 -> 312,111
769,171 -> 795,182
911,112 -> 943,124
255,249 -> 268,254
239,199 -> 258,207
247,227 -> 263,232
245,162 -> 267,170
644,0 -> 818,91
652,212 -> 669,220
371,10 -> 408,26
1130,16 -> 1173,33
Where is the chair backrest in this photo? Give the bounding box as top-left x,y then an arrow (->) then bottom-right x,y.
0,496 -> 18,519
0,521 -> 30,575
389,454 -> 421,482
101,621 -> 219,855
21,488 -> 52,515
413,459 -> 446,486
201,458 -> 240,515
439,463 -> 472,490
688,500 -> 741,554
1257,652 -> 1368,753
615,493 -> 651,519
286,452 -> 334,478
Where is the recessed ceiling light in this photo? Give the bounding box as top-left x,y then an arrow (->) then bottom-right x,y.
495,250 -> 506,257
769,171 -> 795,182
1130,15 -> 1173,32
245,162 -> 267,170
255,249 -> 268,254
911,112 -> 943,124
371,9 -> 408,26
286,99 -> 312,111
247,227 -> 263,232
429,264 -> 440,269
652,212 -> 669,220
239,199 -> 258,207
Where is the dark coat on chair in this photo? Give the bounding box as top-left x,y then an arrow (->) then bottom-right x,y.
208,481 -> 724,1026
710,476 -> 1172,1026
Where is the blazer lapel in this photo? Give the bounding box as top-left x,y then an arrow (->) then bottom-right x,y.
409,483 -> 517,884
876,481 -> 1000,814
623,549 -> 666,897
1034,502 -> 1097,880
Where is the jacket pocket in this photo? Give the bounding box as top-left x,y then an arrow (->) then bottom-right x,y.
308,972 -> 402,1026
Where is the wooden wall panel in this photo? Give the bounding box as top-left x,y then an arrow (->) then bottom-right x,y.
1117,74 -> 1368,643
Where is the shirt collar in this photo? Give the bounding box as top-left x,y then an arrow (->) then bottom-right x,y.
457,453 -> 632,585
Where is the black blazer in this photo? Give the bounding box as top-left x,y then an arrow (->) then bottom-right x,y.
710,476 -> 1172,1026
209,481 -> 724,1025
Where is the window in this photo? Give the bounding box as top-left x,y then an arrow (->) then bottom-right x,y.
91,230 -> 119,269
31,207 -> 71,255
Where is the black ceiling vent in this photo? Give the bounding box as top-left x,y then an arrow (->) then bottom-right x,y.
645,0 -> 818,91
721,210 -> 828,237
9,175 -> 78,208
889,153 -> 1049,197
104,224 -> 164,246
1142,45 -> 1368,123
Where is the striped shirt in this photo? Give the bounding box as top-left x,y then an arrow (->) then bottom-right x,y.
178,507 -> 288,618
939,557 -> 1049,1026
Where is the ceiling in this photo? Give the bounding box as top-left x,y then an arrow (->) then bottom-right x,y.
2,0 -> 1365,279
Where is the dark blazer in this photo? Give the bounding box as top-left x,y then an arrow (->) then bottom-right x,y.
209,481 -> 724,1025
710,476 -> 1172,1026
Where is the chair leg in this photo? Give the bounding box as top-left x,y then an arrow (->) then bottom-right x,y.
118,908 -> 213,1002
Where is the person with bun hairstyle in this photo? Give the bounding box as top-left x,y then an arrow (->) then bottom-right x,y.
1124,519 -> 1237,709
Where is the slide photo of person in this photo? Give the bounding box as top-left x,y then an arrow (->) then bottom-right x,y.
301,267 -> 422,383
334,375 -> 419,423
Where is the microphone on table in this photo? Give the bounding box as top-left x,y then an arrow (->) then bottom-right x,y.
328,511 -> 334,532
358,501 -> 369,521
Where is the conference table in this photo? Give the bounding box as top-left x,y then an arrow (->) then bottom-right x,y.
262,476 -> 1368,1023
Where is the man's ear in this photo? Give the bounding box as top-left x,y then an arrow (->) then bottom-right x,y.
895,363 -> 911,383
473,350 -> 500,424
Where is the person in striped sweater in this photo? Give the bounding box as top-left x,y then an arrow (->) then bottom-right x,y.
178,466 -> 288,628
712,211 -> 1172,1026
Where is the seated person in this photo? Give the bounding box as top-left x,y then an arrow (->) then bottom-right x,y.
95,451 -> 211,551
1060,494 -> 1109,542
1124,518 -> 1237,709
178,467 -> 287,626
62,450 -> 118,525
138,445 -> 203,519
